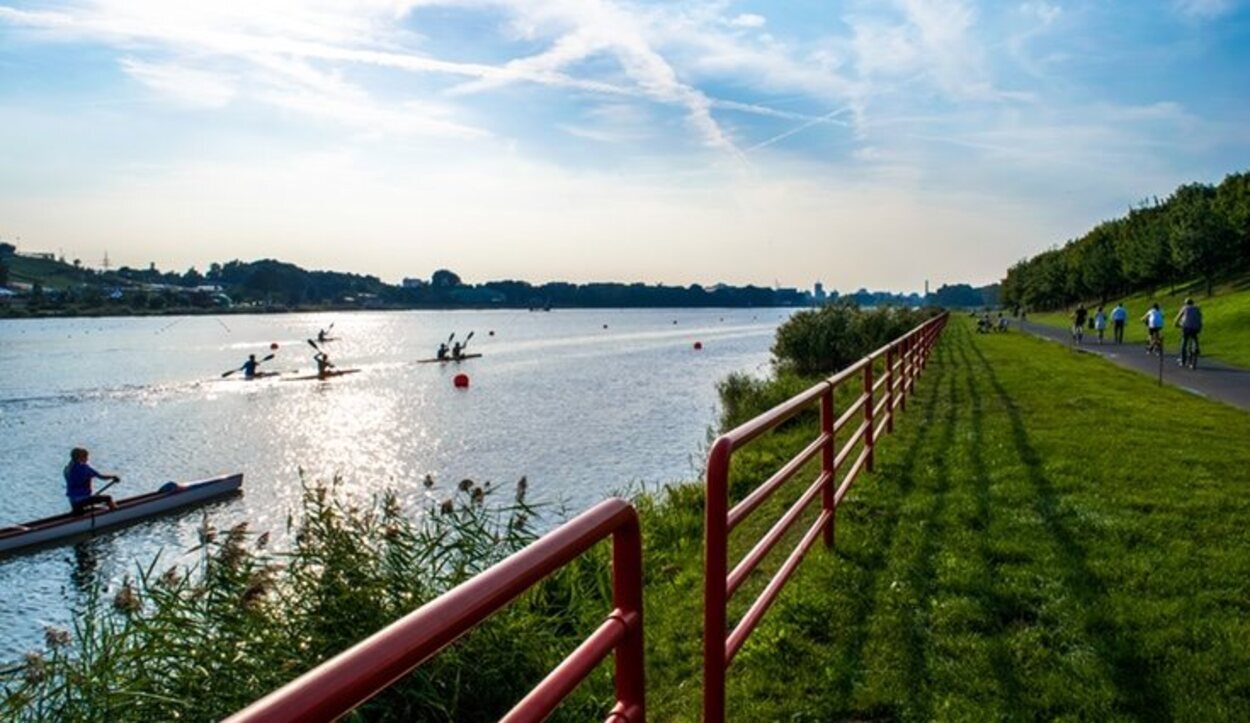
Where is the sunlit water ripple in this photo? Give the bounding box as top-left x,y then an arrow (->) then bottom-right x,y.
0,308 -> 790,659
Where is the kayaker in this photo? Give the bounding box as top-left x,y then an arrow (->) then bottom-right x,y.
314,351 -> 335,378
64,447 -> 119,514
241,354 -> 260,379
317,329 -> 329,343
450,341 -> 463,360
436,342 -> 449,361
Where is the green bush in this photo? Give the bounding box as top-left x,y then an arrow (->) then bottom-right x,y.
771,303 -> 933,376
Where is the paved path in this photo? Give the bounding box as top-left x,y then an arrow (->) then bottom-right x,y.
1013,320 -> 1250,411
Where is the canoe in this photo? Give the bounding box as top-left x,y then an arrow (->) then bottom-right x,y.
282,368 -> 362,381
0,473 -> 244,556
416,354 -> 483,364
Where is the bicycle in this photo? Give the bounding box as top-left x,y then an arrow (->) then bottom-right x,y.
1145,326 -> 1163,356
1179,331 -> 1200,369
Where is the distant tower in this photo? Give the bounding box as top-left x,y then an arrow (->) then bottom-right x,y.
813,281 -> 826,305
924,279 -> 930,298
102,250 -> 111,272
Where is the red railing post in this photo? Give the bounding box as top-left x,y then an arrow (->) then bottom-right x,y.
613,509 -> 646,720
884,345 -> 895,434
863,360 -> 875,472
899,335 -> 908,411
703,437 -> 731,723
820,384 -> 835,548
907,332 -> 917,395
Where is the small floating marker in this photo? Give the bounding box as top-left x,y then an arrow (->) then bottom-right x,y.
488,330 -> 495,336
270,342 -> 279,350
693,341 -> 703,350
453,373 -> 470,389
672,320 -> 678,325
603,324 -> 609,329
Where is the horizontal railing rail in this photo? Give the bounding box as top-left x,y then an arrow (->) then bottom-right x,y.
703,313 -> 949,721
228,497 -> 644,723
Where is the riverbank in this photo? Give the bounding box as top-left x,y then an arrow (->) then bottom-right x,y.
7,316 -> 1250,720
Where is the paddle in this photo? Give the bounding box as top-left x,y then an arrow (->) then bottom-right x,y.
460,331 -> 475,353
96,477 -> 121,496
222,353 -> 275,378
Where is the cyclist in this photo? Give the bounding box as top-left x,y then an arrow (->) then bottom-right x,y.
1142,303 -> 1164,355
1174,297 -> 1202,367
1071,304 -> 1088,344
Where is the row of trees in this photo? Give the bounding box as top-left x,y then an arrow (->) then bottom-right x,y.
1001,172 -> 1250,310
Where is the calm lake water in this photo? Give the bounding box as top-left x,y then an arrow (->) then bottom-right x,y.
0,307 -> 789,659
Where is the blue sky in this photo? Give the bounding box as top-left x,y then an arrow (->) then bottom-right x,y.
1,0 -> 1247,290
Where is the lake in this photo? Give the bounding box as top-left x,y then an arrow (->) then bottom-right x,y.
0,307 -> 789,659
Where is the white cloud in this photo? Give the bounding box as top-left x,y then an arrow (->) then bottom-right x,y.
728,13 -> 766,29
120,59 -> 237,108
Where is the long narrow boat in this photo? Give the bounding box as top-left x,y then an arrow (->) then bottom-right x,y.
0,473 -> 244,556
282,368 -> 362,381
416,353 -> 483,364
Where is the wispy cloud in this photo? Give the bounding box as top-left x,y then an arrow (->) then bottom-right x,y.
1173,0 -> 1236,19
119,59 -> 238,109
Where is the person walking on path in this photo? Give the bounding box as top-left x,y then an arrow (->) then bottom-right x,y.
1142,303 -> 1164,355
1094,306 -> 1108,345
1072,304 -> 1088,344
1111,303 -> 1128,344
1175,298 -> 1203,367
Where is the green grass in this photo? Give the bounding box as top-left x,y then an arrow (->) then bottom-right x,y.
1030,272 -> 1250,367
649,317 -> 1250,721
8,317 -> 1250,721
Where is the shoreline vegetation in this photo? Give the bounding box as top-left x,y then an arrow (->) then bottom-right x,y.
0,248 -> 998,320
8,307 -> 1249,720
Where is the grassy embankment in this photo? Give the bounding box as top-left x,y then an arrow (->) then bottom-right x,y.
7,317 -> 1250,720
1029,272 -> 1250,367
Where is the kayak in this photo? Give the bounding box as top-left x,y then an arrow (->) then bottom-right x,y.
0,473 -> 244,556
282,369 -> 362,381
239,371 -> 281,380
417,354 -> 482,364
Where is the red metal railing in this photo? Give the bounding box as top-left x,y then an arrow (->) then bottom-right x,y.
703,313 -> 948,721
227,497 -> 644,723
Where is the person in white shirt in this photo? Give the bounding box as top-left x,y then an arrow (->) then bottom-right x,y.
1141,303 -> 1164,354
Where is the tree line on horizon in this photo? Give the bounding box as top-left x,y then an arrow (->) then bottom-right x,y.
1000,171 -> 1250,311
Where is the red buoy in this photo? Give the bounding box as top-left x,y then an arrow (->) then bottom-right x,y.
270,342 -> 279,350
693,341 -> 703,350
453,373 -> 470,389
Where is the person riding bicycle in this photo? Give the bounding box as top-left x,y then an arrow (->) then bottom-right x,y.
1142,303 -> 1164,354
1174,298 -> 1202,367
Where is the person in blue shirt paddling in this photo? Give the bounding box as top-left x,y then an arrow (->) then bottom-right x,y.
64,447 -> 119,514
241,354 -> 260,379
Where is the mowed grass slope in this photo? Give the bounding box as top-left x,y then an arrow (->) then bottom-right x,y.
1030,272 -> 1250,367
649,318 -> 1250,721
